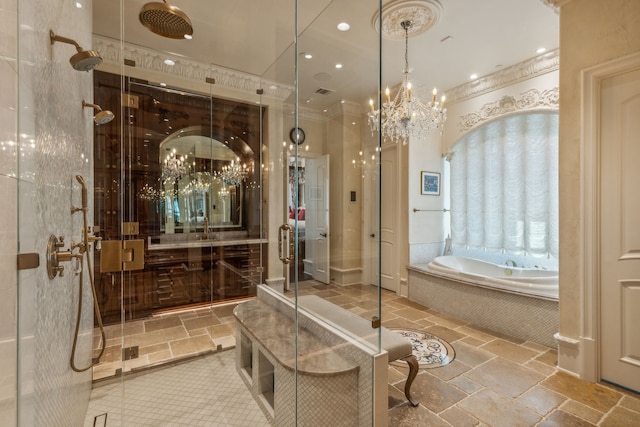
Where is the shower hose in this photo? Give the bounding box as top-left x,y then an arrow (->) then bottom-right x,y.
70,176 -> 106,373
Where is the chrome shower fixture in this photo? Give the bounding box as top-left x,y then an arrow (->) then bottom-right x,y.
139,0 -> 194,39
49,30 -> 103,71
82,100 -> 114,125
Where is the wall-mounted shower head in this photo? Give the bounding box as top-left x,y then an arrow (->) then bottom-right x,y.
82,100 -> 115,125
50,30 -> 103,71
139,0 -> 194,39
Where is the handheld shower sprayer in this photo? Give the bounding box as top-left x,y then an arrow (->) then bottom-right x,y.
76,175 -> 88,211
50,30 -> 103,71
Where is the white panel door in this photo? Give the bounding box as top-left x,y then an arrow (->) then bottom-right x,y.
380,145 -> 398,292
600,66 -> 640,392
305,155 -> 330,284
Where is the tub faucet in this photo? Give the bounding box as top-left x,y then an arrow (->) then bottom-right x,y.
443,234 -> 452,256
505,259 -> 517,267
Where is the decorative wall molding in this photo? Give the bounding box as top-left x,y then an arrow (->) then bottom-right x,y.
540,0 -> 561,13
458,87 -> 559,133
325,100 -> 364,120
93,35 -> 293,101
283,104 -> 327,122
446,49 -> 559,104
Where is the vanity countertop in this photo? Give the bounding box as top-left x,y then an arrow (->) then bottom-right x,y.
147,238 -> 268,251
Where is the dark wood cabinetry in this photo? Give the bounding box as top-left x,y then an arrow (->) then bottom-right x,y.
92,71 -> 268,325
96,242 -> 266,324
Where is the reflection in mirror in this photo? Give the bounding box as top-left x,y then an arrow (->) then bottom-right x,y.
158,128 -> 248,234
93,71 -> 264,242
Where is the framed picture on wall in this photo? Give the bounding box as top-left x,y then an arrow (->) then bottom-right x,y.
420,171 -> 440,195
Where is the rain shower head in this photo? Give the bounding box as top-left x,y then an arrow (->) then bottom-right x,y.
50,30 -> 103,71
139,0 -> 194,39
82,100 -> 115,125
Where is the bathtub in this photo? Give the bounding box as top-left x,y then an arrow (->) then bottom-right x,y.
418,255 -> 558,299
407,255 -> 559,347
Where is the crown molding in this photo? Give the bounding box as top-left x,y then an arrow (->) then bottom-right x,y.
325,100 -> 364,120
540,0 -> 572,12
92,35 -> 293,101
283,104 -> 326,122
446,49 -> 559,104
458,87 -> 559,134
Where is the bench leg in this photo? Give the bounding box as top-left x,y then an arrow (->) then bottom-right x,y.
400,354 -> 419,407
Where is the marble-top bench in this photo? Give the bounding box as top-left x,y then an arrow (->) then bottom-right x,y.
298,295 -> 419,406
234,298 -> 358,376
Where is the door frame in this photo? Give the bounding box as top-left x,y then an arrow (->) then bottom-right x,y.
581,51 -> 640,382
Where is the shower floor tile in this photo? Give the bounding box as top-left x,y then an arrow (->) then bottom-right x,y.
84,349 -> 269,427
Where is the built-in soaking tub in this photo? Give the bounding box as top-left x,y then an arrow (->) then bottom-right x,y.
407,256 -> 559,347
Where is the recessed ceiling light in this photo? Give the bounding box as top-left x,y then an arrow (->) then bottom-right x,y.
337,22 -> 350,31
304,53 -> 313,59
164,59 -> 175,66
470,73 -> 478,80
536,47 -> 546,54
184,34 -> 192,40
75,2 -> 83,8
335,63 -> 343,69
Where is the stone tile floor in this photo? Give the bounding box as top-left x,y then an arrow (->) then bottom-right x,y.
92,302 -> 238,380
91,281 -> 640,426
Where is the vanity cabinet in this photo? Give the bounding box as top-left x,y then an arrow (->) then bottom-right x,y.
95,240 -> 267,324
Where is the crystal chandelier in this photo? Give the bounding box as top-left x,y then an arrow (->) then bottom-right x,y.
368,20 -> 447,145
182,172 -> 211,196
218,186 -> 229,199
162,148 -> 189,182
215,158 -> 247,186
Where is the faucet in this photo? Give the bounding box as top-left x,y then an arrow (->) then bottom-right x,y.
443,234 -> 452,256
505,259 -> 517,267
203,217 -> 210,239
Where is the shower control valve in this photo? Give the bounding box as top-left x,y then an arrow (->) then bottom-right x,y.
47,234 -> 80,279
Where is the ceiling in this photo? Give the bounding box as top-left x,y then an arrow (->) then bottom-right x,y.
93,0 -> 559,110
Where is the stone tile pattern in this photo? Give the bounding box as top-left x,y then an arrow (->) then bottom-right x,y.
84,349 -> 269,427
88,281 -> 640,425
409,269 -> 558,347
291,281 -> 640,426
92,303 -> 238,380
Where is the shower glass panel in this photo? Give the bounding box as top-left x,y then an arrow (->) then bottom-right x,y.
257,0 -> 384,424
85,0 -> 384,424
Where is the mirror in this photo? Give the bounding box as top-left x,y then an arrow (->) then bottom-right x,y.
158,127 -> 249,234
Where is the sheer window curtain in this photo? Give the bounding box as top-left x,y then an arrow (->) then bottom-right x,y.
450,112 -> 558,259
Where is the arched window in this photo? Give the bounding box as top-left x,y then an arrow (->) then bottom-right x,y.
450,112 -> 558,261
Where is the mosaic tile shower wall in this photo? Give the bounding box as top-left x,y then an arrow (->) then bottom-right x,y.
10,1 -> 96,425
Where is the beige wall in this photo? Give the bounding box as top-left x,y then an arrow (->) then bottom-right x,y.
558,0 -> 640,373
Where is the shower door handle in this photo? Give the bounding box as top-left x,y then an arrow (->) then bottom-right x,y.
278,224 -> 293,264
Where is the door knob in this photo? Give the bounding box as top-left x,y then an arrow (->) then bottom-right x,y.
370,233 -> 375,238
320,233 -> 327,238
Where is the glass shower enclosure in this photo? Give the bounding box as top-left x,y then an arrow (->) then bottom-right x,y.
16,0 -> 386,425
